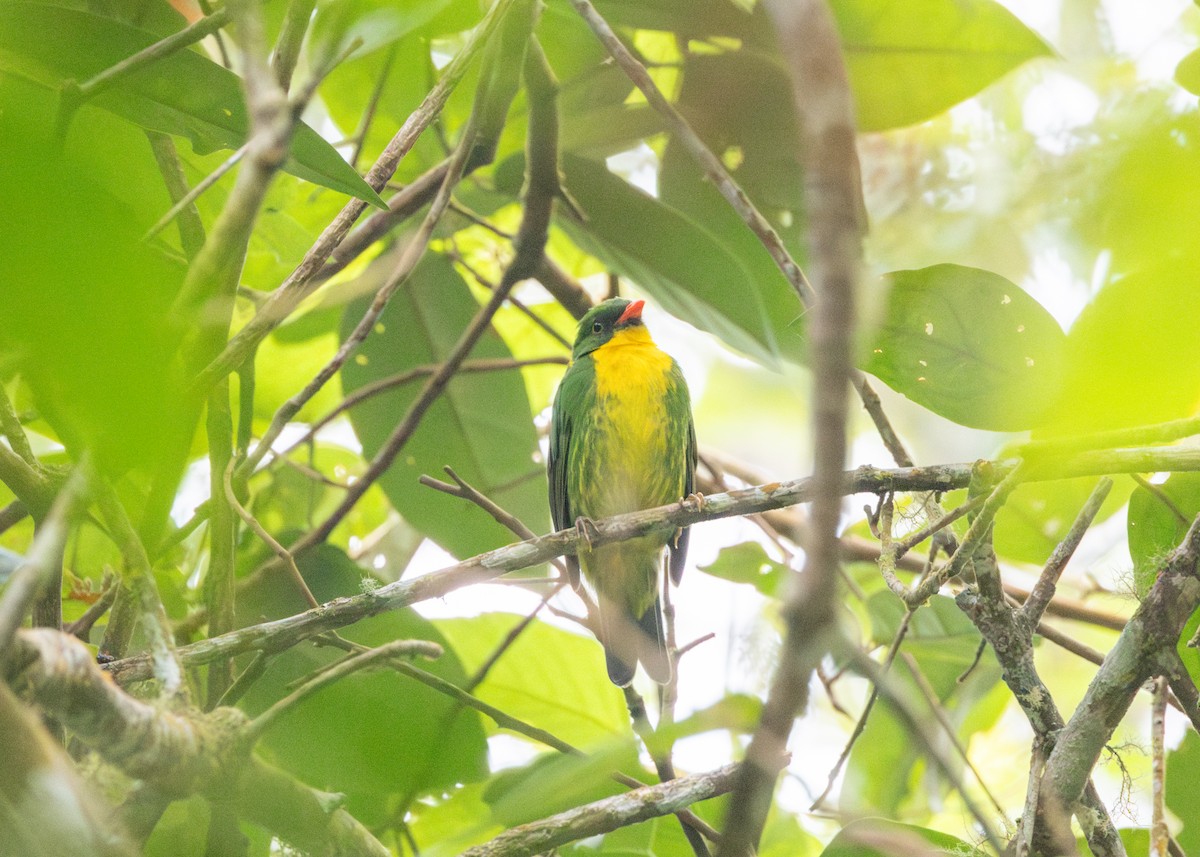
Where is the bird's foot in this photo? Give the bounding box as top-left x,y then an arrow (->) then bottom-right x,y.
682,492 -> 706,512
574,516 -> 601,552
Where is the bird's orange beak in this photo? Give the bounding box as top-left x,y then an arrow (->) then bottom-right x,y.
616,300 -> 645,326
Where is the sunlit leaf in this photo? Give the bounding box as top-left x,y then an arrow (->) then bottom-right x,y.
1167,731 -> 1200,855
436,613 -> 630,747
866,265 -> 1066,431
1038,260 -> 1200,436
832,0 -> 1053,131
698,541 -> 789,598
0,0 -> 386,207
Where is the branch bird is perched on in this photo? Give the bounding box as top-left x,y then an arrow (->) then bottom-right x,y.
548,298 -> 696,686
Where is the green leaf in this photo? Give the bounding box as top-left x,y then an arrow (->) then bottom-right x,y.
1176,48 -> 1200,96
1127,473 -> 1200,597
308,0 -> 455,63
0,0 -> 386,208
1037,259 -> 1200,436
993,476 -> 1131,566
483,741 -> 636,827
820,818 -> 984,856
1167,731 -> 1200,856
832,0 -> 1052,131
865,264 -> 1066,431
436,613 -> 630,747
543,153 -> 805,367
235,543 -> 488,824
340,251 -> 548,559
0,82 -> 188,479
698,541 -> 789,598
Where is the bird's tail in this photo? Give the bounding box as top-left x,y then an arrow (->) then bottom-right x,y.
597,594 -> 671,686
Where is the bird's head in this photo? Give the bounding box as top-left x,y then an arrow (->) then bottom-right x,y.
571,298 -> 647,359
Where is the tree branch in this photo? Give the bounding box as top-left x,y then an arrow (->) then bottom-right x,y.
719,0 -> 861,851
459,764 -> 742,857
104,446 -> 1200,684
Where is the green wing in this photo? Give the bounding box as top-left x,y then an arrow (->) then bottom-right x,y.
667,359 -> 696,586
548,356 -> 596,590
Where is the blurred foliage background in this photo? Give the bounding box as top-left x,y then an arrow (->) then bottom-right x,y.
3,0 -> 1200,854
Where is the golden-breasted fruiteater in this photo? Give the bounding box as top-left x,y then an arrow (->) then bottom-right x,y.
548,298 -> 696,686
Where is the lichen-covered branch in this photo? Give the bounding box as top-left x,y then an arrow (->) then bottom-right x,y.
106,447 -> 1200,685
459,763 -> 741,857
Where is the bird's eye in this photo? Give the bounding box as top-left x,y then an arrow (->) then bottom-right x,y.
592,321 -> 603,333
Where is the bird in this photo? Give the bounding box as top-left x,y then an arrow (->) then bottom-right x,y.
548,297 -> 696,686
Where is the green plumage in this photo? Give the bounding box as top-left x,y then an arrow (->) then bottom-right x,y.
548,298 -> 696,686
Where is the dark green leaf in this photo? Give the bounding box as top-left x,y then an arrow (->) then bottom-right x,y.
821,818 -> 984,856
340,251 -> 548,559
698,542 -> 789,598
866,265 -> 1066,431
235,543 -> 488,824
0,0 -> 386,207
544,153 -> 804,367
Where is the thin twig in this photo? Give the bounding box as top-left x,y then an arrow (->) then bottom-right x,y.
839,640 -> 1006,852
0,384 -> 36,466
143,145 -> 247,243
245,639 -> 443,742
192,0 -> 521,395
223,459 -> 319,609
1022,478 -> 1113,625
1150,675 -> 1169,857
237,119 -> 477,479
349,45 -> 397,169
899,651 -> 1007,818
0,462 -> 89,650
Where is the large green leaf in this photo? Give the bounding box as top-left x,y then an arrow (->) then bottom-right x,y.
235,543 -> 488,824
0,80 -> 187,477
0,0 -> 386,208
832,0 -> 1052,131
598,0 -> 1049,131
340,251 -> 548,559
865,264 -> 1066,431
540,154 -> 804,367
1037,260 -> 1200,437
436,613 -> 630,747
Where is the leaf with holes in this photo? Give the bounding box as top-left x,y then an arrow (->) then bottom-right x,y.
865,264 -> 1066,431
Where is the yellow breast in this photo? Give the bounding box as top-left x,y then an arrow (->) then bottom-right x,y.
587,326 -> 679,516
